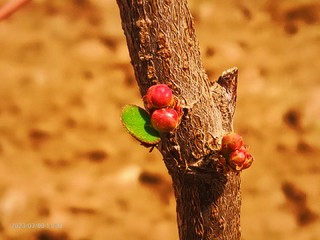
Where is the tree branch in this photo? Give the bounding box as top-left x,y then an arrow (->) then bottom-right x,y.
0,0 -> 31,20
116,1 -> 241,239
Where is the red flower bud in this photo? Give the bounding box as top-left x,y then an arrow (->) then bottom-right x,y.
221,132 -> 244,156
143,84 -> 173,111
228,147 -> 254,171
151,108 -> 179,133
229,149 -> 246,166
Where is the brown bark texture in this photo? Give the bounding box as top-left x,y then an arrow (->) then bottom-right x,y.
116,0 -> 241,239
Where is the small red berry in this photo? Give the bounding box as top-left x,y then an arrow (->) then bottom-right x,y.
151,108 -> 179,133
221,132 -> 244,155
228,147 -> 254,171
229,149 -> 246,165
143,84 -> 173,111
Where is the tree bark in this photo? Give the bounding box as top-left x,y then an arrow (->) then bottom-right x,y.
116,1 -> 241,239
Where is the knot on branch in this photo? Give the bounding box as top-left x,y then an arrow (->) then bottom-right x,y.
211,67 -> 238,132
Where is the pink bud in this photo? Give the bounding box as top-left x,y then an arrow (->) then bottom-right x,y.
228,147 -> 254,171
221,132 -> 244,155
151,108 -> 179,133
143,84 -> 173,111
229,149 -> 246,165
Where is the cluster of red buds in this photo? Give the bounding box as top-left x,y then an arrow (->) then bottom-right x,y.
220,132 -> 254,171
143,84 -> 182,133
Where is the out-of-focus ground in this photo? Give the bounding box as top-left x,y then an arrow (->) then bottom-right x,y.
0,0 -> 319,239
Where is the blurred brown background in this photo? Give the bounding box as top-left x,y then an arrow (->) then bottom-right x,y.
0,0 -> 319,239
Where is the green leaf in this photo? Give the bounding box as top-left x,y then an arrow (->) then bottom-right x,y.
121,105 -> 160,145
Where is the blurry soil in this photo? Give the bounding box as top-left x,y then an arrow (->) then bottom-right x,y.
0,0 -> 320,239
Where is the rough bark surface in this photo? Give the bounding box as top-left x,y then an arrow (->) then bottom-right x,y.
116,1 -> 241,239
